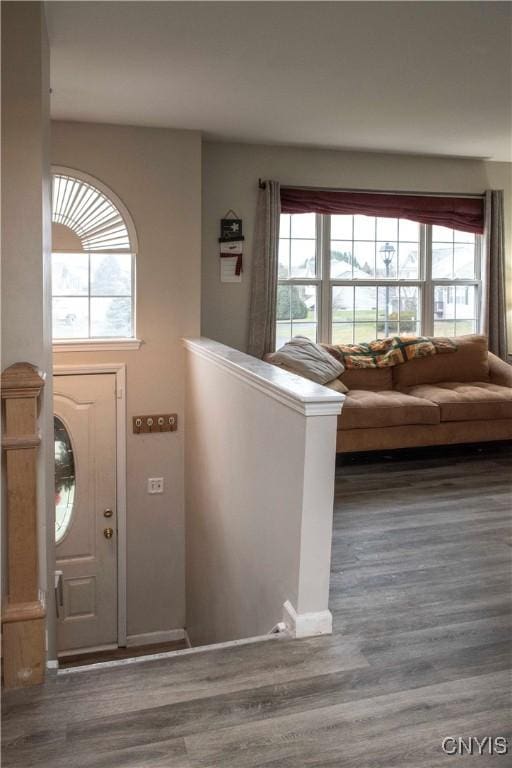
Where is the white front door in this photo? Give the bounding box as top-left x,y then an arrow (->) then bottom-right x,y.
54,373 -> 118,653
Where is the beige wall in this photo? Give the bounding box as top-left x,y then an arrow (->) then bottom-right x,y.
52,121 -> 201,639
202,142 -> 512,353
1,2 -> 54,655
184,339 -> 341,645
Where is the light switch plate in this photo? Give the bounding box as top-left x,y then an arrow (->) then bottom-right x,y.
147,477 -> 164,494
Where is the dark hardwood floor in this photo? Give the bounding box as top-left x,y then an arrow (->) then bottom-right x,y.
58,639 -> 188,669
2,443 -> 511,767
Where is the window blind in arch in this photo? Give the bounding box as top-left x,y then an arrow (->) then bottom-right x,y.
52,173 -> 131,251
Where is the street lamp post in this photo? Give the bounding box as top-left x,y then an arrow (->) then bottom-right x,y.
379,241 -> 396,337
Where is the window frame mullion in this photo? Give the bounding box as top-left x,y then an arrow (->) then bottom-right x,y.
475,235 -> 482,333
422,223 -> 433,335
319,214 -> 331,344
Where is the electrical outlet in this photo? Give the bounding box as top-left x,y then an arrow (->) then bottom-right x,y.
147,477 -> 164,494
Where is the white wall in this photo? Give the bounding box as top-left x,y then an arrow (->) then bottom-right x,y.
1,2 -> 54,657
202,142 -> 512,353
184,338 -> 342,645
52,121 -> 201,641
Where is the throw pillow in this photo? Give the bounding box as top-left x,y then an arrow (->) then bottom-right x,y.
268,336 -> 345,385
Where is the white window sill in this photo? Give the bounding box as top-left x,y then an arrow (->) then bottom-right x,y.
53,338 -> 143,353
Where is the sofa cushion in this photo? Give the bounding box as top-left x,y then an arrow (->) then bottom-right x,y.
322,343 -> 393,390
405,382 -> 512,422
339,366 -> 393,392
339,390 -> 440,430
393,335 -> 489,388
324,378 -> 349,394
488,352 -> 512,387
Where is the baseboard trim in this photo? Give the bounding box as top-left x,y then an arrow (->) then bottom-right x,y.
282,600 -> 332,638
126,629 -> 186,647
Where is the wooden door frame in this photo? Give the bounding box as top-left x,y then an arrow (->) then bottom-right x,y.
53,363 -> 127,647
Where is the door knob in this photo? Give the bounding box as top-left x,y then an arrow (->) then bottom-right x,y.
104,527 -> 114,539
104,509 -> 113,518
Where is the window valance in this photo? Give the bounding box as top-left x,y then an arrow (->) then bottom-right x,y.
280,187 -> 484,234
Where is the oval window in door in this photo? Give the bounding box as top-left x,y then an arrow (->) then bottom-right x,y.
54,416 -> 76,543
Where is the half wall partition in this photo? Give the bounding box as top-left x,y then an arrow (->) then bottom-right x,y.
184,338 -> 343,645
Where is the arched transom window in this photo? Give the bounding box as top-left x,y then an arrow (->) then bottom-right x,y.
51,170 -> 136,340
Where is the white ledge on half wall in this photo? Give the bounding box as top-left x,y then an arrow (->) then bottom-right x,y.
183,337 -> 344,417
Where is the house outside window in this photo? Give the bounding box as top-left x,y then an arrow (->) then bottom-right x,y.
51,170 -> 136,341
277,213 -> 481,349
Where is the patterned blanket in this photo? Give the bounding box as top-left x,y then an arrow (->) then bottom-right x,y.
323,336 -> 458,369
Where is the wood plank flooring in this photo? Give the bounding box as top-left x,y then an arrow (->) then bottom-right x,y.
2,443 -> 511,767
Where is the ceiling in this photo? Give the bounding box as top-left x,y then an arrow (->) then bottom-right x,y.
46,1 -> 512,161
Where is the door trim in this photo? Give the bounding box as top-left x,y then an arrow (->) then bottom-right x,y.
53,363 -> 127,647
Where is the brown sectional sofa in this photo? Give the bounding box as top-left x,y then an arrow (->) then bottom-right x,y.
331,335 -> 512,453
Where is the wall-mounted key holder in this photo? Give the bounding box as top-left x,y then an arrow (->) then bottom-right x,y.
133,414 -> 178,433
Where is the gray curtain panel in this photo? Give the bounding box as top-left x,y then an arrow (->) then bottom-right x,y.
247,180 -> 281,358
481,190 -> 508,359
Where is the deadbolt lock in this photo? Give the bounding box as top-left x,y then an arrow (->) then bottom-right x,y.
104,509 -> 113,518
103,527 -> 114,539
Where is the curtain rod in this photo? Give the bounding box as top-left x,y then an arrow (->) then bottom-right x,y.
258,179 -> 484,199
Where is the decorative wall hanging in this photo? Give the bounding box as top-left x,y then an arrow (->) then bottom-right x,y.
219,209 -> 244,283
220,210 -> 243,240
